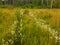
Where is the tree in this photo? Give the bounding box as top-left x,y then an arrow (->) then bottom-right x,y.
50,0 -> 54,8
41,0 -> 44,6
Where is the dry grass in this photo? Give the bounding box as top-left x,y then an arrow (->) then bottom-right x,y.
1,8 -> 60,35
1,8 -> 60,26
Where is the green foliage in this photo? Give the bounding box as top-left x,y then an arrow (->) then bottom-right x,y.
0,0 -> 60,8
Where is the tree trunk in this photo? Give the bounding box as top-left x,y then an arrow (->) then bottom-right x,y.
51,0 -> 54,8
41,0 -> 44,6
47,0 -> 49,7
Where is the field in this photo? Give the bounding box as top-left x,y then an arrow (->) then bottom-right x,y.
0,8 -> 60,45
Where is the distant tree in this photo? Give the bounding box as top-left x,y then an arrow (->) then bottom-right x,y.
1,0 -> 5,5
50,0 -> 54,8
41,0 -> 44,6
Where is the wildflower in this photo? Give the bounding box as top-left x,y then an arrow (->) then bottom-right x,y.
14,21 -> 18,24
20,33 -> 22,36
20,11 -> 23,15
2,39 -> 5,43
55,36 -> 58,40
8,39 -> 13,43
29,12 -> 34,16
5,41 -> 8,45
55,31 -> 58,35
41,22 -> 45,25
43,24 -> 48,29
11,31 -> 15,35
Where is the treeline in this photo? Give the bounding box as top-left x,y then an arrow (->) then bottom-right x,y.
0,0 -> 60,8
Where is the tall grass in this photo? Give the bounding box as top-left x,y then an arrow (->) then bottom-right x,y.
0,9 -> 60,45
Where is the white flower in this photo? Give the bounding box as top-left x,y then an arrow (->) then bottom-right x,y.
8,39 -> 13,43
29,12 -> 34,16
11,31 -> 15,35
14,21 -> 18,24
2,39 -> 5,43
20,33 -> 22,36
21,12 -> 23,15
55,36 -> 58,40
11,41 -> 14,44
41,23 -> 45,25
55,31 -> 58,35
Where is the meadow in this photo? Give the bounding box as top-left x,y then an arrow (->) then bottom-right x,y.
0,8 -> 60,45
